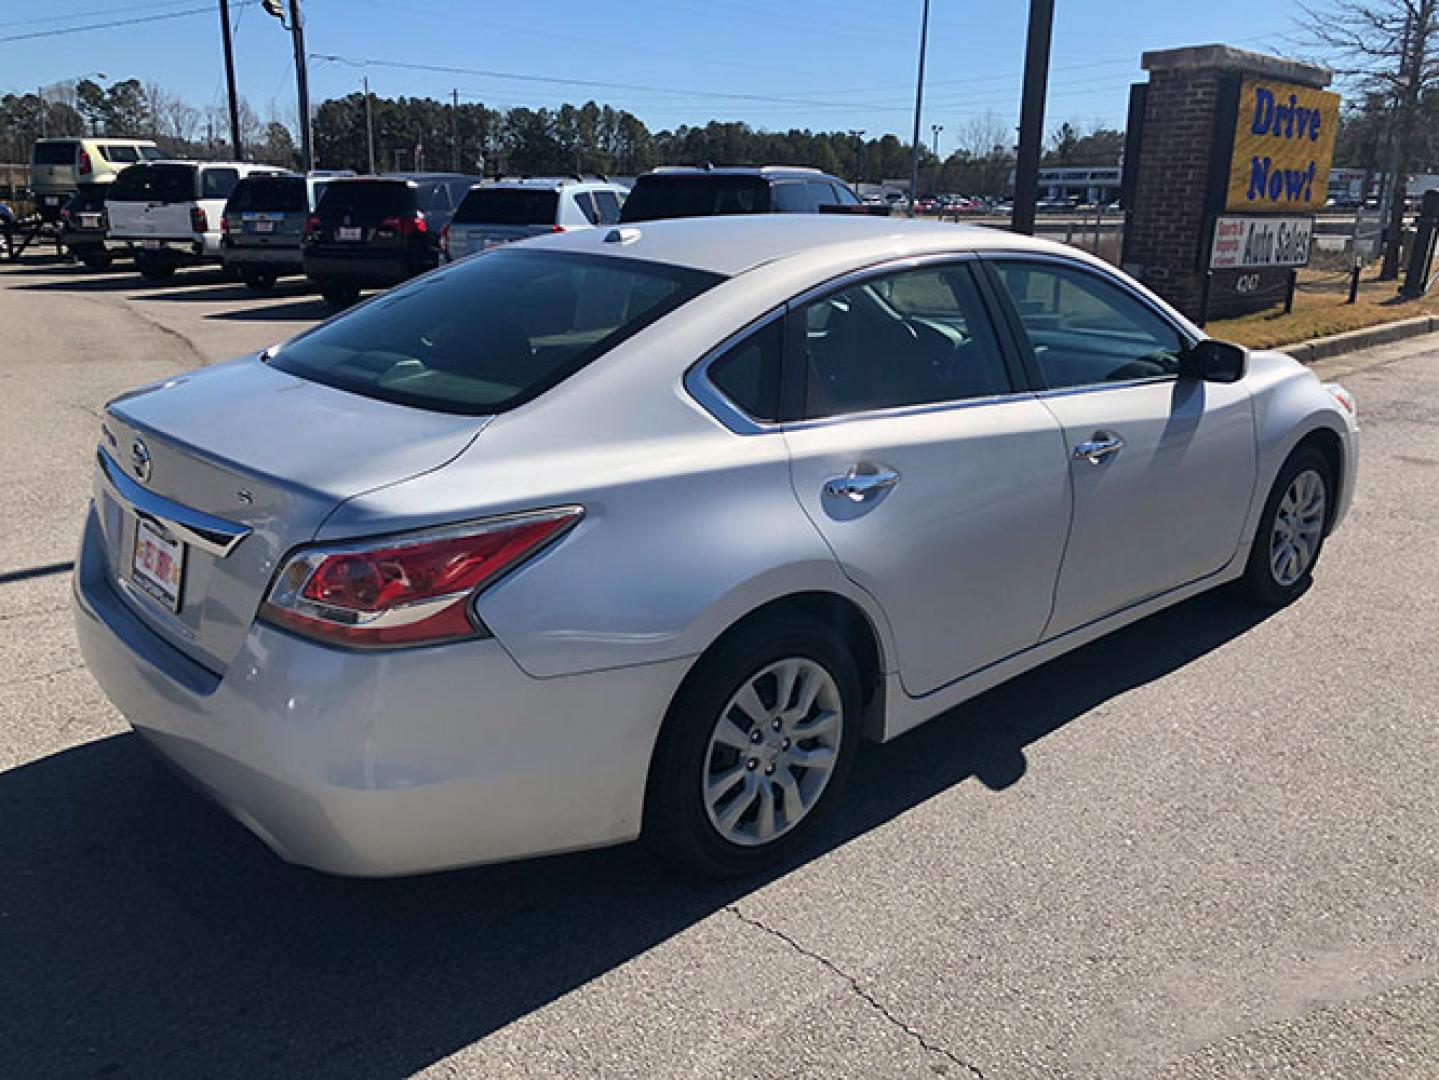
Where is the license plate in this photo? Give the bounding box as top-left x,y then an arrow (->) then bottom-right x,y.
337,226 -> 362,241
80,213 -> 101,228
131,518 -> 185,613
44,195 -> 59,206
143,239 -> 160,250
253,220 -> 275,233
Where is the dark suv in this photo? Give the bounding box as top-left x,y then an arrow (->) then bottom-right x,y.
223,172 -> 348,291
619,166 -> 865,223
302,173 -> 478,306
61,183 -> 115,269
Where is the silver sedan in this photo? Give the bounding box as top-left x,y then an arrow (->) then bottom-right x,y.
73,216 -> 1359,877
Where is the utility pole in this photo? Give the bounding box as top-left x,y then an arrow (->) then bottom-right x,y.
260,0 -> 313,169
218,0 -> 243,159
907,0 -> 932,217
37,86 -> 46,138
848,128 -> 866,185
451,88 -> 460,172
363,76 -> 376,174
1012,0 -> 1056,235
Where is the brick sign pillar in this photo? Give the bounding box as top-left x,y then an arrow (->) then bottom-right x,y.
1121,45 -> 1337,323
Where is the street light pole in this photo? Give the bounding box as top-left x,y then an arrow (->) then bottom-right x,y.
907,0 -> 932,217
363,76 -> 376,174
289,0 -> 313,170
1012,0 -> 1055,235
931,123 -> 943,158
218,0 -> 244,159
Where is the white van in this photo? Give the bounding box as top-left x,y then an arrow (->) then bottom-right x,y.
106,160 -> 285,280
29,137 -> 164,219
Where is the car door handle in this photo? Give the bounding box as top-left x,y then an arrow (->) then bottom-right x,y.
824,465 -> 901,502
1073,432 -> 1125,465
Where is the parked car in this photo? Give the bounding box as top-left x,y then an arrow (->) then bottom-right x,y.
74,216 -> 1358,879
106,160 -> 285,281
221,171 -> 352,291
28,137 -> 163,221
442,177 -> 628,261
60,183 -> 118,269
620,165 -> 862,222
302,173 -> 478,306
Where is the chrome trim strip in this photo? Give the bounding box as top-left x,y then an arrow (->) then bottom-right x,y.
96,448 -> 252,559
783,250 -> 982,314
683,307 -> 786,436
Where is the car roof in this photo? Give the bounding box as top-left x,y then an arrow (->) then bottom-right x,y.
524,213 -> 1062,277
480,177 -> 624,192
643,165 -> 833,179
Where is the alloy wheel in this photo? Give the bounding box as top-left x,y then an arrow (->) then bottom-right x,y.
1269,468 -> 1326,588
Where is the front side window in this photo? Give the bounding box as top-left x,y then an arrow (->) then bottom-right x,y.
139,145 -> 166,160
593,189 -> 623,225
772,181 -> 818,213
269,250 -> 722,415
989,260 -> 1185,389
800,262 -> 1011,419
201,167 -> 240,200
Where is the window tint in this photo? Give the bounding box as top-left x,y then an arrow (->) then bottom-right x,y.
107,163 -> 196,203
572,190 -> 600,225
32,141 -> 77,166
593,189 -> 623,224
139,145 -> 166,160
708,317 -> 784,422
807,180 -> 843,208
453,188 -> 559,225
316,180 -> 417,218
772,181 -> 818,213
269,250 -> 722,415
990,260 -> 1185,389
101,145 -> 139,163
830,182 -> 861,206
801,263 -> 1011,418
201,167 -> 240,200
226,175 -> 306,212
620,175 -> 771,222
417,182 -> 451,211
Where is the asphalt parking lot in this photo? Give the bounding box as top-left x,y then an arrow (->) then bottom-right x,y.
2,255 -> 1436,1080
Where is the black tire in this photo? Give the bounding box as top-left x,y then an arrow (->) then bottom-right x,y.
320,282 -> 360,308
1241,444 -> 1334,607
644,615 -> 862,878
242,269 -> 278,292
136,254 -> 176,281
79,249 -> 113,270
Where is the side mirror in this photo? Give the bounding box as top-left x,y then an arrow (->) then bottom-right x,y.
1179,339 -> 1247,383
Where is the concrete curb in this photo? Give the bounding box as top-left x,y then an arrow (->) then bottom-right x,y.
1283,315 -> 1439,364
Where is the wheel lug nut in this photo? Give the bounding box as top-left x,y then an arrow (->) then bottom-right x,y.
750,729 -> 762,743
781,738 -> 791,750
765,765 -> 775,775
746,758 -> 758,770
771,719 -> 782,731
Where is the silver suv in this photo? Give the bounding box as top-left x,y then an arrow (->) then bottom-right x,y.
443,177 -> 628,260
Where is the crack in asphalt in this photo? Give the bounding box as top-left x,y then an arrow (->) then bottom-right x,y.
726,904 -> 985,1078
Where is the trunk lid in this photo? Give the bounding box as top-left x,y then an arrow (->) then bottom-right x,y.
94,356 -> 487,671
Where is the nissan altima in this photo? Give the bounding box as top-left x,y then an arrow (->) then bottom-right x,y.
73,216 -> 1359,878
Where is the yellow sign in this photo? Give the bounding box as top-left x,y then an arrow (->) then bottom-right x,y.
1225,78 -> 1340,214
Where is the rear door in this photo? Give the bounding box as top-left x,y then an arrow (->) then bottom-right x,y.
29,140 -> 78,203
448,187 -> 560,256
104,163 -> 198,240
226,175 -> 307,250
779,258 -> 1071,696
310,180 -> 416,249
985,256 -> 1257,635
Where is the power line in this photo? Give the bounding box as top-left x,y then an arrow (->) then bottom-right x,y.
0,3 -> 257,44
0,0 -> 205,31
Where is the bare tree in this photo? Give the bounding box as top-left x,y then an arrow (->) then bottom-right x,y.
1302,0 -> 1439,276
954,111 -> 1012,161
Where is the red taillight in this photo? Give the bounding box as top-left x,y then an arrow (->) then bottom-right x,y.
303,213 -> 321,240
378,213 -> 426,237
190,206 -> 208,233
221,215 -> 230,235
259,508 -> 584,648
439,222 -> 450,254
551,224 -> 566,233
78,149 -> 92,176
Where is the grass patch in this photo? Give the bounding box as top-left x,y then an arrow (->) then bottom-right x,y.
1209,269 -> 1439,350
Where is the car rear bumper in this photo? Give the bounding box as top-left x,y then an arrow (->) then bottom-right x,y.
73,504 -> 687,876
108,236 -> 208,260
222,242 -> 303,269
303,250 -> 433,285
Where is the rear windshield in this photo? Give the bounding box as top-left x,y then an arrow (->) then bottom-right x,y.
227,175 -> 306,212
32,141 -> 77,166
453,188 -> 559,226
108,163 -> 196,203
269,250 -> 722,415
620,175 -> 771,222
316,180 -> 417,217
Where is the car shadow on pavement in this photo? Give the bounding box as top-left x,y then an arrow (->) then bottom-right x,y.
203,296 -> 336,322
14,267 -> 235,293
0,588 -> 1272,1079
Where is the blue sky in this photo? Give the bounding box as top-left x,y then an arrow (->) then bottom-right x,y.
3,0 -> 1302,151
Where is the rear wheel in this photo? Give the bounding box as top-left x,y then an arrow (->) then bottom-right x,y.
79,249 -> 113,270
320,281 -> 360,307
242,269 -> 278,291
1242,445 -> 1333,606
136,253 -> 176,281
644,616 -> 860,878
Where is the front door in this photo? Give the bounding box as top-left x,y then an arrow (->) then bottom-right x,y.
986,258 -> 1258,636
782,259 -> 1072,697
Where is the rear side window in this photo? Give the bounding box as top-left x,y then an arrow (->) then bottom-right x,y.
829,183 -> 861,206
107,163 -> 196,203
316,181 -> 417,217
708,317 -> 784,422
202,167 -> 241,200
101,145 -> 139,164
418,183 -> 451,211
270,250 -> 723,415
227,176 -> 305,212
32,142 -> 77,166
620,175 -> 771,222
772,181 -> 819,213
453,188 -> 560,226
593,189 -> 623,225
572,191 -> 601,225
139,146 -> 166,161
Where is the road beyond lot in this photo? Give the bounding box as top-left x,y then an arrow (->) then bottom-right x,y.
1,258 -> 1436,1080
